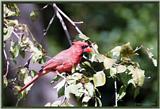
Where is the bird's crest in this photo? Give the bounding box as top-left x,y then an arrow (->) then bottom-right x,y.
72,41 -> 89,46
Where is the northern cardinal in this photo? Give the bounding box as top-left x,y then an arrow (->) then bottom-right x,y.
19,41 -> 92,93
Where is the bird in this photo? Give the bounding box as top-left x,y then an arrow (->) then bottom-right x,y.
19,41 -> 92,93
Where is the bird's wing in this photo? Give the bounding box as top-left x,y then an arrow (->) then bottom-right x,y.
42,58 -> 62,71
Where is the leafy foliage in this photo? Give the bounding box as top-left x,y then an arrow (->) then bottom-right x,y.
45,34 -> 156,107
3,3 -> 46,98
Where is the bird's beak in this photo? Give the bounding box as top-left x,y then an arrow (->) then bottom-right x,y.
84,47 -> 92,53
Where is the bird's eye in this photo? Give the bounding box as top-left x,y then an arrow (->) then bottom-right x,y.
81,45 -> 88,49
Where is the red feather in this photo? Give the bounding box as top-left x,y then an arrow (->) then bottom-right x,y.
19,41 -> 92,93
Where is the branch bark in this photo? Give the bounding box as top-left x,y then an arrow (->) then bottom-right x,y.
114,79 -> 118,107
53,4 -> 72,46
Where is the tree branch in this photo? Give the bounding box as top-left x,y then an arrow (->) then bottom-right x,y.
53,3 -> 83,35
114,78 -> 118,107
53,4 -> 72,46
3,49 -> 9,77
43,14 -> 55,37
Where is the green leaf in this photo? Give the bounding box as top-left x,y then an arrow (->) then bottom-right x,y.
120,42 -> 135,57
23,76 -> 33,92
54,79 -> 66,92
30,70 -> 36,77
10,41 -> 20,59
58,86 -> 65,97
4,4 -> 20,17
3,26 -> 13,41
145,48 -> 157,67
50,75 -> 62,84
118,71 -> 132,86
117,85 -> 126,101
134,87 -> 140,98
3,76 -> 8,87
93,71 -> 106,87
19,49 -> 25,58
30,10 -> 39,21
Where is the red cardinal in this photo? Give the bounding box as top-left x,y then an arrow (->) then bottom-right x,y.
19,41 -> 92,93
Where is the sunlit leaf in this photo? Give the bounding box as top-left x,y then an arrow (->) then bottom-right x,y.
82,95 -> 91,103
54,79 -> 66,92
117,65 -> 127,73
93,71 -> 106,87
65,83 -> 83,99
7,19 -> 19,26
128,65 -> 145,87
117,85 -> 126,101
95,97 -> 102,107
4,4 -> 20,17
110,67 -> 117,77
84,82 -> 94,97
103,57 -> 116,69
109,46 -> 121,59
95,54 -> 105,62
24,76 -> 33,92
10,41 -> 20,59
45,100 -> 62,107
78,34 -> 89,40
45,102 -> 52,106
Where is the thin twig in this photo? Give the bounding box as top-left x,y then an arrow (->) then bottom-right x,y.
53,3 -> 83,35
114,78 -> 118,107
12,30 -> 20,39
23,54 -> 33,68
43,14 -> 55,37
53,4 -> 72,45
3,49 -> 9,77
114,65 -> 118,107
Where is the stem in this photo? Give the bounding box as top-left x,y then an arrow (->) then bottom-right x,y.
23,54 -> 33,68
12,30 -> 20,39
53,4 -> 72,46
3,49 -> 9,77
53,3 -> 83,35
114,78 -> 118,107
43,14 -> 55,37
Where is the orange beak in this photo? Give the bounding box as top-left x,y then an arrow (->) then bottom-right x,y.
84,47 -> 92,53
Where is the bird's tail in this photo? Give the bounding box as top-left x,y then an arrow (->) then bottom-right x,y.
18,70 -> 48,93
